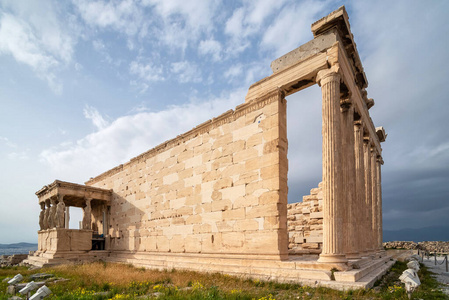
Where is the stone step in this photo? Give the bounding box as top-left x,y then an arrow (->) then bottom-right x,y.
105,252 -> 394,290
334,255 -> 393,282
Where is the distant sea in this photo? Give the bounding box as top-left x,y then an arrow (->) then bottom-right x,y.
0,243 -> 38,256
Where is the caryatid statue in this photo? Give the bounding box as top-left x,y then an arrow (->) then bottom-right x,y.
39,202 -> 46,230
43,200 -> 51,229
55,197 -> 66,228
82,198 -> 92,230
49,198 -> 57,228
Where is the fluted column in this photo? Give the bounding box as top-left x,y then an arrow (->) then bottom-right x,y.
363,138 -> 374,255
317,66 -> 347,263
341,101 -> 359,259
354,120 -> 367,256
376,156 -> 384,252
371,148 -> 379,255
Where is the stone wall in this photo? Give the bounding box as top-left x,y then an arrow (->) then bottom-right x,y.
86,91 -> 289,258
287,183 -> 323,254
38,229 -> 92,253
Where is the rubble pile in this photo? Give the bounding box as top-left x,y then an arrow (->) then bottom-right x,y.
0,254 -> 29,267
383,241 -> 449,253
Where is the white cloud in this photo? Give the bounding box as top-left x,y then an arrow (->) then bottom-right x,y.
129,59 -> 164,85
224,64 -> 243,80
0,136 -> 18,148
0,14 -> 58,93
0,0 -> 75,93
8,151 -> 29,160
171,61 -> 202,83
73,0 -> 143,36
224,0 -> 288,55
198,39 -> 222,62
141,0 -> 219,50
261,1 -> 327,57
40,89 -> 246,181
143,0 -> 217,33
83,105 -> 109,130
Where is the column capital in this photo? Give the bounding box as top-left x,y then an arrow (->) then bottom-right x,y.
340,97 -> 352,112
377,156 -> 384,165
316,64 -> 341,87
354,119 -> 363,127
57,193 -> 65,203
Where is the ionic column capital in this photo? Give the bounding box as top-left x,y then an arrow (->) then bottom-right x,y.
340,97 -> 352,110
316,64 -> 341,87
377,156 -> 384,165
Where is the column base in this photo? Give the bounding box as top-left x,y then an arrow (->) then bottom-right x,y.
318,254 -> 348,263
345,252 -> 361,260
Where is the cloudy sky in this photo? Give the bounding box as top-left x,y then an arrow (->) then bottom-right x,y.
0,0 -> 448,244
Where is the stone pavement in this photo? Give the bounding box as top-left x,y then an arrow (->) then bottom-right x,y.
422,255 -> 449,295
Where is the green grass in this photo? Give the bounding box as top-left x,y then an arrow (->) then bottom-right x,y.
0,261 -> 447,299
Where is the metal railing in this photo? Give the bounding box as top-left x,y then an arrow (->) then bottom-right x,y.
418,249 -> 448,272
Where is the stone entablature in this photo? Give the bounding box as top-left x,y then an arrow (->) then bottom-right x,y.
36,180 -> 112,206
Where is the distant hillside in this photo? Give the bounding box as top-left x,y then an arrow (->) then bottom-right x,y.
0,242 -> 38,249
384,226 -> 449,242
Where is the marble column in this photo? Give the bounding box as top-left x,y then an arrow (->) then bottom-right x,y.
363,138 -> 374,255
65,207 -> 70,229
354,120 -> 367,256
341,101 -> 359,259
317,66 -> 347,263
376,156 -> 384,252
371,148 -> 379,254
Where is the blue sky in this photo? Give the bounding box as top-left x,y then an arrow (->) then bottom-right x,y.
1,0 -> 448,243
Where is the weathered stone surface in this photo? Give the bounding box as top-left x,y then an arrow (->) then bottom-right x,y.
28,5 -> 387,288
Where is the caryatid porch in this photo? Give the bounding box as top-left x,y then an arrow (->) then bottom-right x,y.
35,180 -> 112,254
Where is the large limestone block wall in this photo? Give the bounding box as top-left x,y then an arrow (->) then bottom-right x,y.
287,183 -> 323,254
86,91 -> 288,258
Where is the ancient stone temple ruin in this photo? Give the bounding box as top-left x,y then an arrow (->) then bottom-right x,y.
26,6 -> 391,289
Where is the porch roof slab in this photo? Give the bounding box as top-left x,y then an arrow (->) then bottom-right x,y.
36,180 -> 112,207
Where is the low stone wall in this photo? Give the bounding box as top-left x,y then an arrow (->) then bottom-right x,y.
383,241 -> 449,253
38,229 -> 92,253
287,183 -> 323,254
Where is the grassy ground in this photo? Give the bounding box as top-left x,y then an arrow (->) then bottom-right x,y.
0,261 -> 447,299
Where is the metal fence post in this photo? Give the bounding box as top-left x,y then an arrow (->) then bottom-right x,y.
446,254 -> 449,272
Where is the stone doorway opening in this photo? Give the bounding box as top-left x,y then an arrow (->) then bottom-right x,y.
285,81 -> 323,257
286,85 -> 322,204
